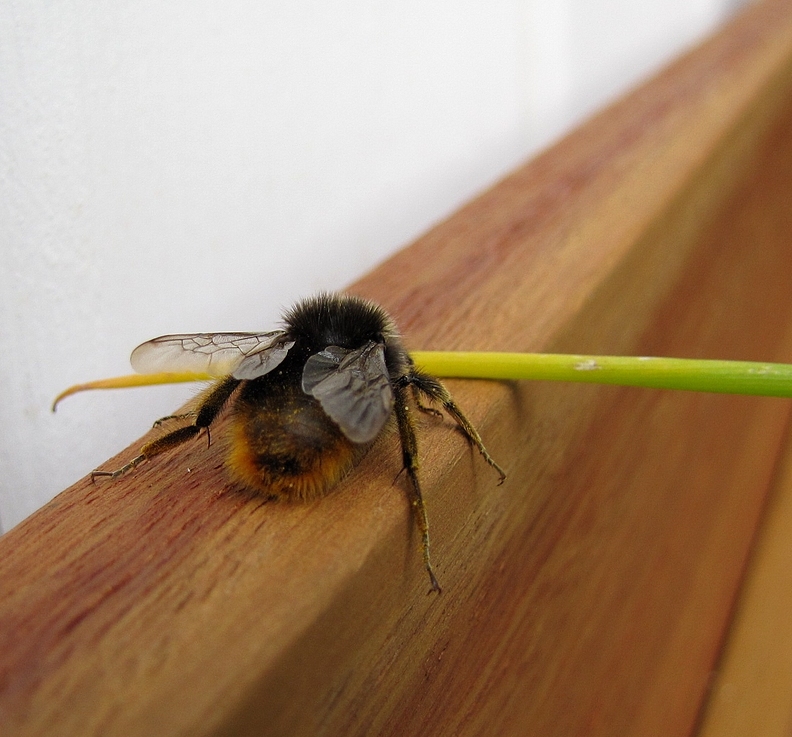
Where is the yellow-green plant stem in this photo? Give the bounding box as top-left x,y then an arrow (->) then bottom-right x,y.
52,352 -> 792,411
52,372 -> 212,410
411,352 -> 792,398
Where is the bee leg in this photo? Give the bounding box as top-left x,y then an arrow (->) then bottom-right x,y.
153,410 -> 197,428
92,426 -> 203,482
410,386 -> 444,419
91,454 -> 146,481
394,382 -> 442,594
408,370 -> 506,484
92,377 -> 240,481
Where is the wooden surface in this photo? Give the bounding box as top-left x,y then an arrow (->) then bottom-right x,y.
697,425 -> 792,736
4,1 -> 792,734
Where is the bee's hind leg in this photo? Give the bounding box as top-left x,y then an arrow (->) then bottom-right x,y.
92,376 -> 241,481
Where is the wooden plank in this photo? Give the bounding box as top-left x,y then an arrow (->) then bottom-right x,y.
696,425 -> 792,736
3,1 -> 792,734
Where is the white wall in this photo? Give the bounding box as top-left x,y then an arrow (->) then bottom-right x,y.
0,0 -> 749,531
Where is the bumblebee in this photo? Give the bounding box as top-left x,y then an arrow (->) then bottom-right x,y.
93,293 -> 505,592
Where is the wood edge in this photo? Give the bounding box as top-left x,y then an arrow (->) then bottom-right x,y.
696,414 -> 792,737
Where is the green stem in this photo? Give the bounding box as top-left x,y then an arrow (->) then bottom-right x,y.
410,352 -> 792,398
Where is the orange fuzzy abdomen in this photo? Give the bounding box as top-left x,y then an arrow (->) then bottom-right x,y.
225,377 -> 362,502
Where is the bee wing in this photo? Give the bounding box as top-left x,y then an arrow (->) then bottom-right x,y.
130,330 -> 294,379
302,342 -> 393,444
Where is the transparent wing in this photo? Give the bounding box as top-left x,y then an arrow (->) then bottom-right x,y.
302,342 -> 393,444
130,331 -> 294,379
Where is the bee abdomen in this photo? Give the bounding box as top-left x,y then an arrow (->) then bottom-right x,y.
226,382 -> 362,502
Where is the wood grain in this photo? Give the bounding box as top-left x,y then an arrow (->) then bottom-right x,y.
696,423 -> 792,736
4,1 -> 792,734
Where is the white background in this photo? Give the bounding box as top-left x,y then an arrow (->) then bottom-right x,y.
0,0 -> 751,531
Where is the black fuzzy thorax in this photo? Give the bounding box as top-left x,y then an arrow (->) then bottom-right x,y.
282,293 -> 410,378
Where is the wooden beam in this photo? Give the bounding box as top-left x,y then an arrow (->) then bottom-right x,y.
4,1 -> 792,734
696,422 -> 792,736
